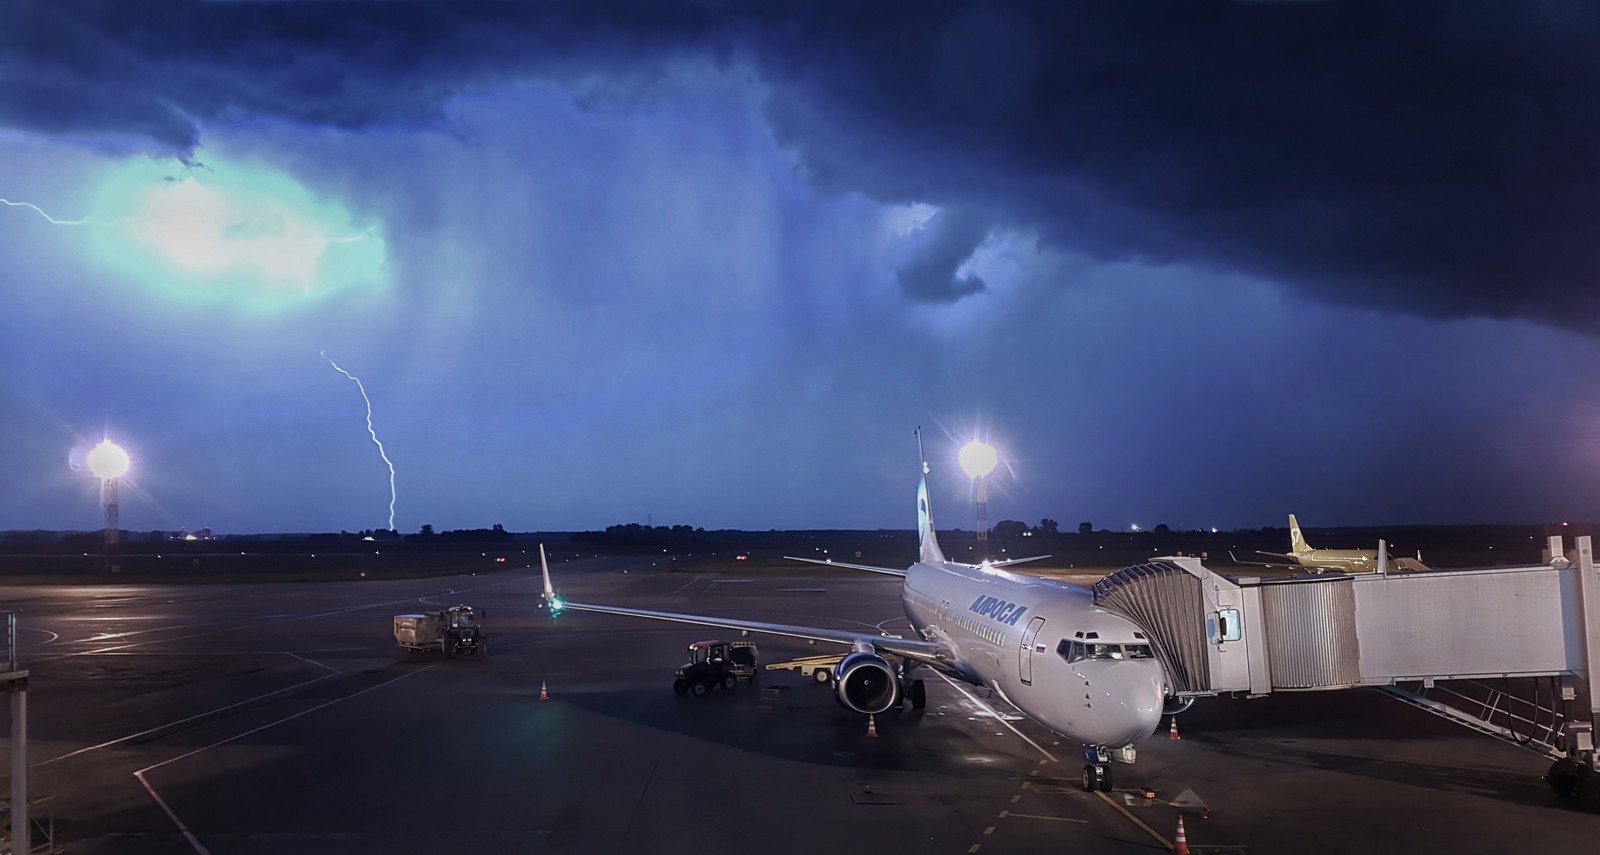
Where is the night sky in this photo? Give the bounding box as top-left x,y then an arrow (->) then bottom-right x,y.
5,1 -> 1600,535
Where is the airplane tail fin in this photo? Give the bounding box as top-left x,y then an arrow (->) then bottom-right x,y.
539,544 -> 563,612
1288,514 -> 1313,554
918,471 -> 946,565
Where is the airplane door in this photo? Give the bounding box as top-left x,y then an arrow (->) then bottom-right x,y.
1019,616 -> 1045,685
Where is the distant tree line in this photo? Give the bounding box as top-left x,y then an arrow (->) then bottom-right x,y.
572,523 -> 705,545
406,523 -> 512,543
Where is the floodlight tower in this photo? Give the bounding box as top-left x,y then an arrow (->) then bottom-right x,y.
86,439 -> 130,547
958,439 -> 999,543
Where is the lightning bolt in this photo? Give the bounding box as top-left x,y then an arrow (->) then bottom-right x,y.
322,351 -> 397,532
1,197 -> 99,225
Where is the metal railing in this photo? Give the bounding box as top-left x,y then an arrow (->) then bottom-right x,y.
0,793 -> 62,855
1381,677 -> 1567,758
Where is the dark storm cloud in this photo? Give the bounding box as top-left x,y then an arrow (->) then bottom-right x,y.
9,1 -> 1600,327
896,209 -> 989,302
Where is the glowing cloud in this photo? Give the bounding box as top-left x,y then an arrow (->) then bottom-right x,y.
86,157 -> 386,309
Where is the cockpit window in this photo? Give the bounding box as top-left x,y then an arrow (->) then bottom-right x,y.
1086,643 -> 1124,660
1056,639 -> 1086,663
1062,640 -> 1160,662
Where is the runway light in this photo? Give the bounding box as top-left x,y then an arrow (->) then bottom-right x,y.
86,440 -> 131,480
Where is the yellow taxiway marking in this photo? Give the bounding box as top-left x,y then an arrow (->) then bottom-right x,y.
983,826 -> 995,835
1095,791 -> 1171,849
967,846 -> 981,853
999,810 -> 1088,823
1010,795 -> 1021,803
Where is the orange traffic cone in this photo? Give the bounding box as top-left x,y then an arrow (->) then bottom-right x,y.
539,680 -> 549,701
866,714 -> 878,738
1168,716 -> 1180,740
1171,816 -> 1191,855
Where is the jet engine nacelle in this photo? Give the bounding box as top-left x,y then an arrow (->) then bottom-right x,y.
832,651 -> 899,715
1162,695 -> 1195,716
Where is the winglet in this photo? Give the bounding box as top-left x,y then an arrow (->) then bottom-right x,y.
539,544 -> 563,613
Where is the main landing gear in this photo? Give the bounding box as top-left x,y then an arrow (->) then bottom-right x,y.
904,678 -> 926,710
896,663 -> 926,711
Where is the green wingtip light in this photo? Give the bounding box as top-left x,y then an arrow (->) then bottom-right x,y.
547,596 -> 564,615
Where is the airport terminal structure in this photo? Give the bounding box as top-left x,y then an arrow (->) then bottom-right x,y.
1095,534 -> 1600,808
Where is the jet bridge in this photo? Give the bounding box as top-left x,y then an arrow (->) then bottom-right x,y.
1092,535 -> 1600,811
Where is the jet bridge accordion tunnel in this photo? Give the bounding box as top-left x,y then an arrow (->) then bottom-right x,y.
1092,561 -> 1361,695
1092,536 -> 1600,811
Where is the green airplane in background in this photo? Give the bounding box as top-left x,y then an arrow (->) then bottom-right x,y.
1233,514 -> 1428,573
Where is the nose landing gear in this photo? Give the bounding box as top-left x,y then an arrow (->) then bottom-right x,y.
1082,763 -> 1112,792
1080,745 -> 1115,792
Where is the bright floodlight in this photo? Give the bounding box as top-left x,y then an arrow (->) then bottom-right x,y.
958,440 -> 998,479
86,440 -> 131,480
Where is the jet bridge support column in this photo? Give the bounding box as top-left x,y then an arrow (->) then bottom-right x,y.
1569,536 -> 1600,773
1544,535 -> 1600,810
4,612 -> 27,855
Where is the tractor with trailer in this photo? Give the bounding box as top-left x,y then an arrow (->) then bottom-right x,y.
393,605 -> 486,657
673,640 -> 759,695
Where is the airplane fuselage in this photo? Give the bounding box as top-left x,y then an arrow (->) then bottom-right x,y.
899,560 -> 1166,748
1292,549 -> 1376,572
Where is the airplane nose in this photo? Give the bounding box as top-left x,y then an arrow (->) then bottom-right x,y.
1082,662 -> 1167,747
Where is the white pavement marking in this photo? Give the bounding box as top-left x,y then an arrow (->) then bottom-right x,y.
37,652 -> 344,767
670,575 -> 705,594
136,660 -> 443,854
15,627 -> 60,648
135,771 -> 211,855
932,671 -> 1059,763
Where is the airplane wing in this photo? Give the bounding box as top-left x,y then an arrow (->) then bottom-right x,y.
1227,550 -> 1295,568
541,547 -> 955,669
782,555 -> 906,577
783,554 -> 1051,575
976,554 -> 1051,568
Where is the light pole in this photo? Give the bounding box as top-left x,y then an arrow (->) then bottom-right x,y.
86,439 -> 130,571
958,439 -> 999,543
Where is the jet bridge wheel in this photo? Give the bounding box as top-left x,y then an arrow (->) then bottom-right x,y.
1547,758 -> 1584,799
1579,766 -> 1600,814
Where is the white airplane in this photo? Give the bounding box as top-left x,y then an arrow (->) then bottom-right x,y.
540,456 -> 1172,791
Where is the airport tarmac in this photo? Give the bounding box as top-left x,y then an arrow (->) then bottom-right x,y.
2,553 -> 1596,854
